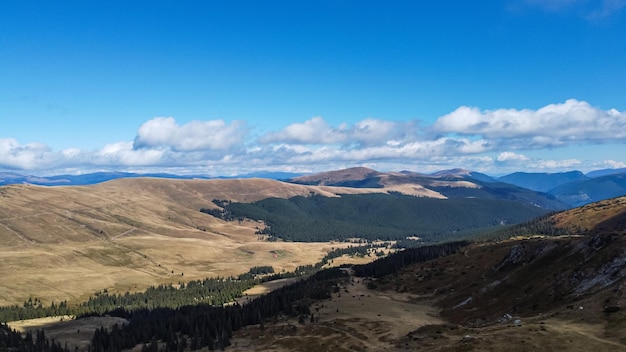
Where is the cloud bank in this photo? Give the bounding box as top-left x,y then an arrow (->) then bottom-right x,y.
134,117 -> 247,152
1,99 -> 625,175
434,99 -> 626,147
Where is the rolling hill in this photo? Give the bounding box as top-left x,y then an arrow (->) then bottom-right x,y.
0,171 -> 561,307
1,167 -> 622,307
549,195 -> 626,234
290,167 -> 568,210
0,177 -> 393,306
2,177 -> 626,351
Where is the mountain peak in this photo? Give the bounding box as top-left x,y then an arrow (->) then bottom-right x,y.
290,167 -> 381,185
430,168 -> 472,178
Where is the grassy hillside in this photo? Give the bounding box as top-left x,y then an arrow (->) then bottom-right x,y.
0,178 -> 390,306
475,195 -> 626,241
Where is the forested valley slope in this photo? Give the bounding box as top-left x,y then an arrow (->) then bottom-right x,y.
1,174 -> 625,351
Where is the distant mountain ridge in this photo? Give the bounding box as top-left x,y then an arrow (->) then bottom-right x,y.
426,168 -> 497,183
586,167 -> 626,178
289,167 -> 568,210
498,170 -> 587,193
3,167 -> 626,208
0,171 -> 208,186
496,170 -> 626,208
548,173 -> 626,207
0,171 -> 304,186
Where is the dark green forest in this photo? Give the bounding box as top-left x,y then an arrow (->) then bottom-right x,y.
464,212 -> 569,242
202,193 -> 550,242
352,241 -> 470,278
0,324 -> 68,352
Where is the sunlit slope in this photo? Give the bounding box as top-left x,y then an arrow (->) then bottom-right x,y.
0,178 -> 396,306
0,177 -> 426,246
550,195 -> 626,234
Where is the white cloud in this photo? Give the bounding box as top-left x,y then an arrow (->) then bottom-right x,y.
259,117 -> 343,144
134,117 -> 247,152
0,138 -> 53,170
528,158 -> 583,170
352,118 -> 404,145
95,141 -> 165,166
434,99 -> 626,147
267,137 -> 492,167
497,152 -> 530,162
2,99 -> 626,175
278,117 -> 343,144
604,159 -> 626,168
61,148 -> 82,158
259,116 -> 414,147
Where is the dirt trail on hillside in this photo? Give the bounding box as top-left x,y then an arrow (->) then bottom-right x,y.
228,273 -> 444,351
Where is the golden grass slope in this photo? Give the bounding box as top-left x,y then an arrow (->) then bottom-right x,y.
551,195 -> 626,234
0,177 -> 438,306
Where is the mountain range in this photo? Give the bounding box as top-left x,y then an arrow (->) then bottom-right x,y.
2,167 -> 625,208
0,170 -> 303,186
289,167 -> 626,208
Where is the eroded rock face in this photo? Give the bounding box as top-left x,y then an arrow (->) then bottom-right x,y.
389,233 -> 626,326
493,244 -> 526,271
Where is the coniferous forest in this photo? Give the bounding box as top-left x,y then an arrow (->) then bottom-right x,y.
352,241 -> 470,278
0,324 -> 69,352
202,193 -> 549,242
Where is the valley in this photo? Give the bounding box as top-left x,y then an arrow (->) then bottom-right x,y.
1,169 -> 626,351
0,171 -> 558,306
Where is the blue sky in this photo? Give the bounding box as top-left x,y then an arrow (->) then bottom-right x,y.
1,0 -> 625,176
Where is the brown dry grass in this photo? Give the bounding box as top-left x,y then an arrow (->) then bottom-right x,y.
0,178 -> 393,306
551,196 -> 626,233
